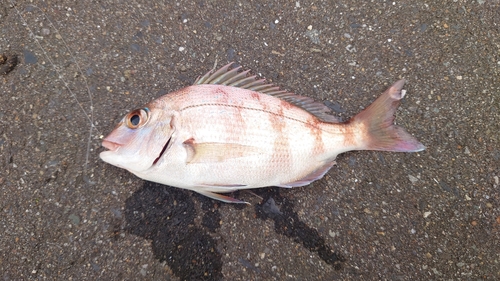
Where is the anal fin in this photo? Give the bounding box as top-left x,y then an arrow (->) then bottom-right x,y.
278,161 -> 336,188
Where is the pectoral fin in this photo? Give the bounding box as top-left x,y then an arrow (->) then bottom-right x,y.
183,138 -> 262,163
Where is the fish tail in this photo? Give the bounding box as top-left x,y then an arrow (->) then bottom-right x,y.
350,80 -> 425,152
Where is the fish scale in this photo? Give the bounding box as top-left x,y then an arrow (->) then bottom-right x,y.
100,63 -> 425,203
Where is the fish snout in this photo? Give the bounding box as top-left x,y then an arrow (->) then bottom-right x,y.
102,139 -> 121,152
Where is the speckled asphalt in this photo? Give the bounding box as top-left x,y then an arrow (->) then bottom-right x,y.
1,0 -> 499,280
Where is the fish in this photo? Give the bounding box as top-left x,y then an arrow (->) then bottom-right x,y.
100,62 -> 425,204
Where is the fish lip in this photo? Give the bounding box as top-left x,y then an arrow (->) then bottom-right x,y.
102,139 -> 121,152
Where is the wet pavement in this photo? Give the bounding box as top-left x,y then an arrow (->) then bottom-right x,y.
1,0 -> 499,280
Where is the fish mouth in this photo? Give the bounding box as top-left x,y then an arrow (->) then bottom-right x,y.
102,140 -> 121,152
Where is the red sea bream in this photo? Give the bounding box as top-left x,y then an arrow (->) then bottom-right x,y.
100,63 -> 425,203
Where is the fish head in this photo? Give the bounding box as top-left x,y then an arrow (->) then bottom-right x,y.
100,105 -> 174,172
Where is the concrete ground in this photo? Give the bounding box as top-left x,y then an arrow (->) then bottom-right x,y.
1,0 -> 499,280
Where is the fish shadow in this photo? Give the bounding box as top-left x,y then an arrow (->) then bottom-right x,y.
124,182 -> 345,280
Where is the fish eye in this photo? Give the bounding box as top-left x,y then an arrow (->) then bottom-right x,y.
125,108 -> 149,129
130,114 -> 140,126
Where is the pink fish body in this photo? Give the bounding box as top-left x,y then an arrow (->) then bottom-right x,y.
100,63 -> 424,203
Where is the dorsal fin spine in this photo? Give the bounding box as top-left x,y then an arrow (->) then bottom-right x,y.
228,75 -> 258,87
193,62 -> 340,123
222,69 -> 250,85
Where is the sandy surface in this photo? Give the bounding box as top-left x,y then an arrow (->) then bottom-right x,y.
1,0 -> 499,280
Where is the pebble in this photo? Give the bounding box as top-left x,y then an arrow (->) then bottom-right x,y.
408,174 -> 419,184
305,29 -> 320,44
464,147 -> 470,154
68,214 -> 80,225
345,44 -> 356,52
179,46 -> 185,52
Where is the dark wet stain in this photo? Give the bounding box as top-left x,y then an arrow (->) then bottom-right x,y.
0,53 -> 18,75
254,188 -> 346,270
125,182 -> 223,281
125,183 -> 344,280
22,49 -> 37,64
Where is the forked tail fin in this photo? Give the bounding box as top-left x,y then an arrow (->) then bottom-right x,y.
350,80 -> 425,152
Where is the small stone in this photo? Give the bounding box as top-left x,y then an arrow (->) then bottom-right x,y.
55,34 -> 62,40
408,175 -> 419,184
426,252 -> 432,258
471,220 -> 477,226
496,216 -> 500,224
179,46 -> 185,52
465,194 -> 471,201
307,25 -> 312,30
68,214 -> 80,225
423,211 -> 432,218
486,202 -> 492,208
259,252 -> 265,259
456,75 -> 462,80
464,147 -> 470,154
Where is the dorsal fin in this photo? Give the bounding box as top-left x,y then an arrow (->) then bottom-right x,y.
194,62 -> 340,123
